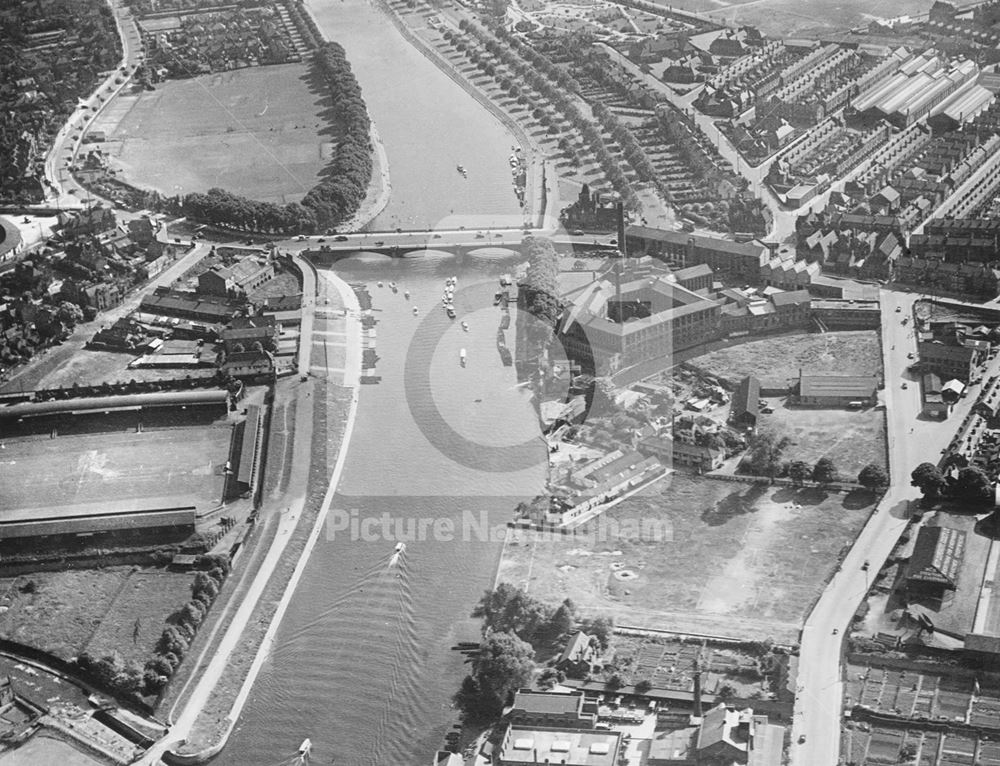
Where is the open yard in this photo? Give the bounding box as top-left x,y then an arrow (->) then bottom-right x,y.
0,426 -> 231,515
93,63 -> 331,203
690,330 -> 882,387
756,400 -> 887,477
36,348 -> 216,389
84,570 -> 194,666
497,474 -> 876,643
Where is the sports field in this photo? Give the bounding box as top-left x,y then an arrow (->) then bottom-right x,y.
94,64 -> 330,203
0,427 -> 231,514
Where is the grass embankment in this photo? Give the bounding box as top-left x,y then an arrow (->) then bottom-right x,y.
178,380 -> 351,753
497,473 -> 876,642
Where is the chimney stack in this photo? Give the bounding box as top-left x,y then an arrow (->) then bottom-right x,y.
693,655 -> 703,718
616,201 -> 627,260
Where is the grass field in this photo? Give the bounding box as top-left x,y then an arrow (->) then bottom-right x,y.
84,570 -> 194,665
691,331 -> 882,386
0,569 -> 131,659
497,474 -> 875,642
758,401 -> 887,477
95,64 -> 330,203
0,427 -> 230,514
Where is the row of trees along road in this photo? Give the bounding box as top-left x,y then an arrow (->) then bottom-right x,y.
177,42 -> 372,234
455,583 -> 613,721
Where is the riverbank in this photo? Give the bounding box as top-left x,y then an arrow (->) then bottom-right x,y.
337,121 -> 392,233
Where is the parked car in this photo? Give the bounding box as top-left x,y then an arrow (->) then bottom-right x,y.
335,235 -> 349,241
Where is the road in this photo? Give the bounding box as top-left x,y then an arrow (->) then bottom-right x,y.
272,226 -> 619,254
42,0 -> 143,209
791,289 -> 992,765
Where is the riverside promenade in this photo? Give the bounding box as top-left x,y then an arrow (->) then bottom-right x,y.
137,262 -> 362,765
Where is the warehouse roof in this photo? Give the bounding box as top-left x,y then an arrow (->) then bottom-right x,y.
0,390 -> 228,420
798,375 -> 878,399
907,525 -> 966,588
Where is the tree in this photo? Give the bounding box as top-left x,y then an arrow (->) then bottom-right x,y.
858,463 -> 889,491
787,460 -> 811,486
813,457 -> 838,485
467,631 -> 535,718
954,466 -> 993,502
472,583 -> 552,643
56,300 -> 84,327
580,616 -> 614,650
634,679 -> 653,694
547,598 -> 577,640
911,462 -> 947,498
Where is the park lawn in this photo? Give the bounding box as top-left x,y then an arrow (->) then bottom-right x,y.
0,569 -> 132,660
757,401 -> 887,478
690,331 -> 882,387
99,63 -> 330,204
84,569 -> 195,666
496,474 -> 875,642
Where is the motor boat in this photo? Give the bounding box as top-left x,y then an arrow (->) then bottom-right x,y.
457,164 -> 467,176
460,348 -> 466,366
404,290 -> 410,299
446,306 -> 456,319
377,281 -> 383,288
395,542 -> 406,553
412,306 -> 419,315
461,321 -> 469,332
298,738 -> 312,756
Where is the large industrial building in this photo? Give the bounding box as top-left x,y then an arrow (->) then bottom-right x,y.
556,270 -> 722,375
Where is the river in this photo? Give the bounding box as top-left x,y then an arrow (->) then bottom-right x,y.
216,252 -> 547,765
309,0 -> 526,231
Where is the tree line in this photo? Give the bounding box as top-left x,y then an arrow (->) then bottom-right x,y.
177,41 -> 372,233
74,554 -> 230,700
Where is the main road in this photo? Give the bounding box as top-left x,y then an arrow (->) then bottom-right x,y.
791,289 -> 994,765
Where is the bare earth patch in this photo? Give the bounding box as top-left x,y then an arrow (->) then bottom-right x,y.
496,474 -> 875,643
690,331 -> 882,386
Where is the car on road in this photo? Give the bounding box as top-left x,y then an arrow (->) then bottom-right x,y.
832,628 -> 838,635
609,238 -> 618,245
295,235 -> 306,241
475,232 -> 485,239
862,560 -> 870,571
335,235 -> 348,241
902,382 -> 908,389
570,229 -> 584,235
895,306 -> 902,312
495,233 -> 503,238
317,238 -> 326,243
374,240 -> 385,246
432,233 -> 442,239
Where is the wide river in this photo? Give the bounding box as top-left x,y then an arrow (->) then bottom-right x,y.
316,0 -> 526,231
217,261 -> 546,764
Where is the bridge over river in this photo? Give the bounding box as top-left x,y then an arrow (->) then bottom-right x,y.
284,228 -> 620,260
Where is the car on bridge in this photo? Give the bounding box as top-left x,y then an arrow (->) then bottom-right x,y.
335,235 -> 348,241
